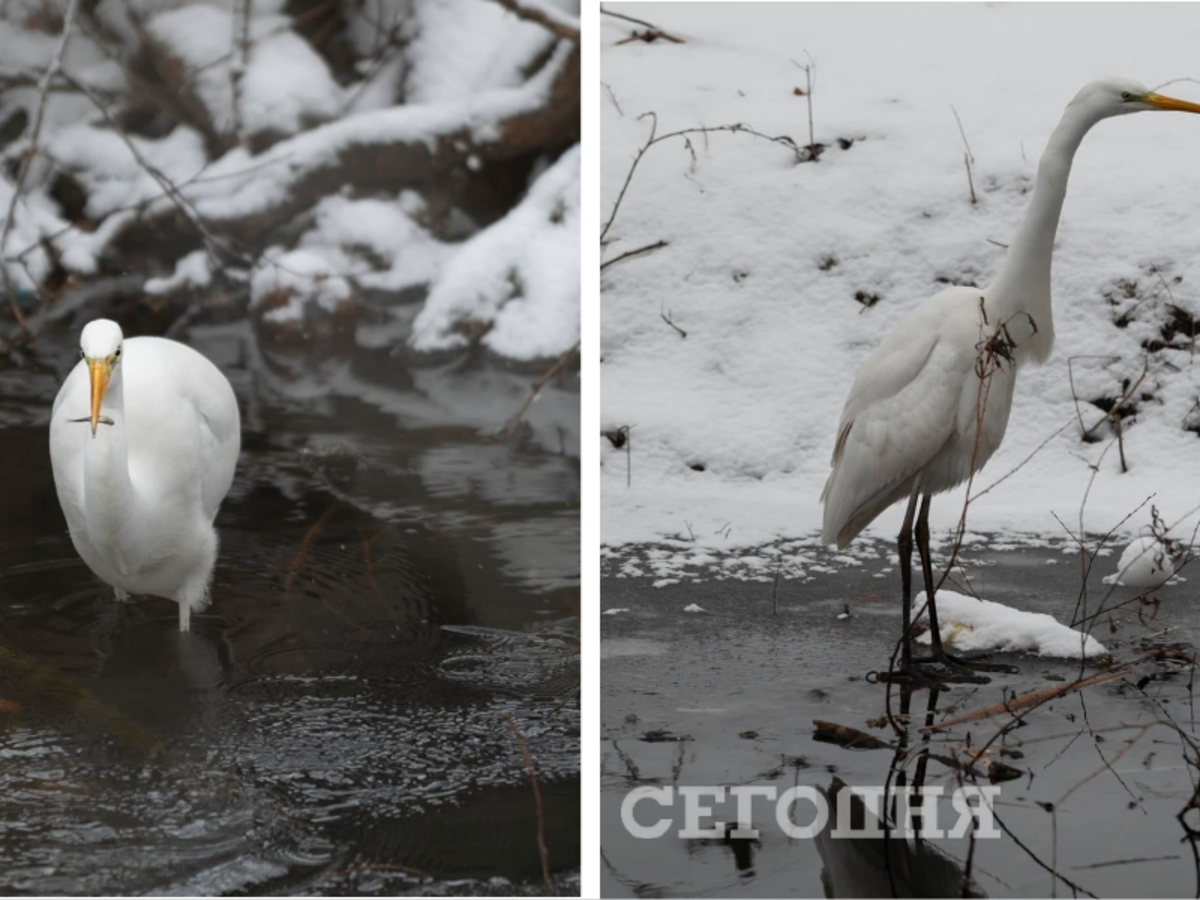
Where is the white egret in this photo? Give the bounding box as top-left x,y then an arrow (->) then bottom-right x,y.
820,77 -> 1200,683
49,319 -> 241,632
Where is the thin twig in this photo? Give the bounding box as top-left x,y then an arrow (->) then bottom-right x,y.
600,5 -> 684,42
56,69 -> 248,269
602,114 -> 800,243
284,498 -> 340,593
659,303 -> 686,338
503,713 -> 552,893
1081,356 -> 1148,440
951,105 -> 975,164
505,341 -> 580,438
600,239 -> 668,271
490,0 -> 580,43
229,0 -> 253,144
791,54 -> 818,157
602,81 -> 624,116
924,652 -> 1171,731
1,0 -> 82,331
970,419 -> 1073,501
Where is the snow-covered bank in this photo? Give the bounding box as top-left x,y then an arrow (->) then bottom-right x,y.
0,0 -> 579,362
601,3 -> 1200,577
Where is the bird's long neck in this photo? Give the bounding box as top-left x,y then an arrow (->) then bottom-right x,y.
83,377 -> 138,559
986,104 -> 1099,366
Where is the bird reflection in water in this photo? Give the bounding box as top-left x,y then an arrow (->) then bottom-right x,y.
816,688 -> 986,898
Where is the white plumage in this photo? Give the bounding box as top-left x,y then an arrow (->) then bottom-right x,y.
49,319 -> 240,631
817,77 -> 1200,680
821,285 -> 1021,548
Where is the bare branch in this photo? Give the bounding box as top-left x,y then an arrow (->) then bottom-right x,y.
54,69 -> 248,268
229,0 -> 253,144
489,0 -> 580,43
505,340 -> 580,439
1,0 -> 82,332
602,115 -> 801,243
601,5 -> 685,42
503,713 -> 552,892
600,239 -> 668,271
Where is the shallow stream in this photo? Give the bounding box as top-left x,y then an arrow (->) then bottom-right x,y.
0,313 -> 580,895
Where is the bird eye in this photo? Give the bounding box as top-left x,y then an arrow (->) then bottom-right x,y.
80,350 -> 86,360
113,348 -> 121,361
1120,91 -> 1134,101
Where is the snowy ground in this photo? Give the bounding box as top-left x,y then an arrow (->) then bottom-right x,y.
601,3 -> 1200,581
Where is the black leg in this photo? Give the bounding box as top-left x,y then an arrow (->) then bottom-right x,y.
915,494 -> 946,656
915,496 -> 1017,678
897,484 -> 921,672
871,484 -> 1015,688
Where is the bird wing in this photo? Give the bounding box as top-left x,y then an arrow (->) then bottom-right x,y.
122,337 -> 241,523
183,356 -> 241,521
821,306 -> 975,548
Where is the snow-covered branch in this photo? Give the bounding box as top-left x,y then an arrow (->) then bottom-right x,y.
0,0 -> 580,361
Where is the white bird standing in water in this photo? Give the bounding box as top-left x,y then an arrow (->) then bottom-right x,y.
49,319 -> 240,632
820,77 -> 1200,684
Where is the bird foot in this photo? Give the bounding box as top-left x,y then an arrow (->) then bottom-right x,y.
868,662 -> 992,687
938,652 -> 1020,675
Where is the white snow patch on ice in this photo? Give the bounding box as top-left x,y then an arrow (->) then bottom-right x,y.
1102,536 -> 1177,588
915,590 -> 1107,659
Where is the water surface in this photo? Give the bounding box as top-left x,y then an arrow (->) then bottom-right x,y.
0,315 -> 580,895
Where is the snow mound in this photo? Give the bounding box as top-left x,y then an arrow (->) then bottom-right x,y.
251,248 -> 351,321
915,591 -> 1107,659
411,145 -> 580,359
147,5 -> 342,138
1103,536 -> 1176,588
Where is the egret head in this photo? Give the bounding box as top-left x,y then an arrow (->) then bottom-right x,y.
79,319 -> 124,437
1071,77 -> 1200,120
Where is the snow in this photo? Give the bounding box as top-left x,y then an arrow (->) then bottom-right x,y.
407,0 -> 569,103
145,249 -> 211,296
298,191 -> 451,293
601,3 -> 1200,577
412,144 -> 581,359
167,39 -> 575,225
602,608 -> 630,616
682,603 -> 705,613
251,248 -> 351,320
1103,535 -> 1177,588
48,124 -> 208,217
0,2 -> 578,364
914,591 -> 1108,660
147,5 -> 343,138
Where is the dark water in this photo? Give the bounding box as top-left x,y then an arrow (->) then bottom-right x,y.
601,545 -> 1200,898
0,316 -> 580,895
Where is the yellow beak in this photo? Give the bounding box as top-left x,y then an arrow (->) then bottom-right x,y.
1145,92 -> 1200,114
87,357 -> 112,438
